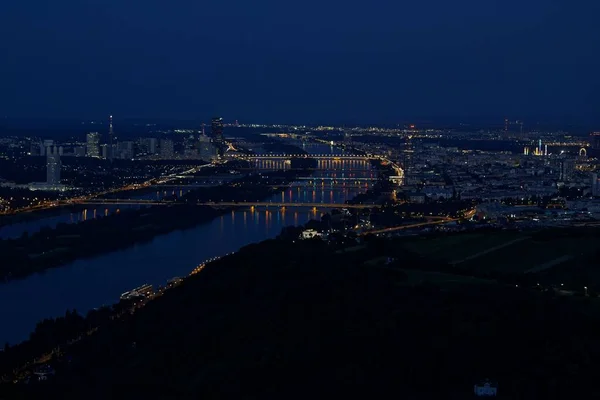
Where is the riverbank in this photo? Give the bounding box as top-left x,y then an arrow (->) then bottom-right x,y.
0,206 -> 67,229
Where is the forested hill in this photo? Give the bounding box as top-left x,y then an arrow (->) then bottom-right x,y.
34,238 -> 600,398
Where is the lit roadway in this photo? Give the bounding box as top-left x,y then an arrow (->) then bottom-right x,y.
1,164 -> 213,216
363,218 -> 454,235
61,164 -> 212,206
362,208 -> 477,235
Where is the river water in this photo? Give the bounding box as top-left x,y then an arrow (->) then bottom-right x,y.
0,176 -> 240,240
0,143 -> 375,345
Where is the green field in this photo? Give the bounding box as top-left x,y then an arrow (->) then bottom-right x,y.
399,268 -> 496,287
460,235 -> 589,274
400,231 -> 522,262
400,229 -> 599,276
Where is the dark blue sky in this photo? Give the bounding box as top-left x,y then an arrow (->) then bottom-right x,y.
1,0 -> 599,125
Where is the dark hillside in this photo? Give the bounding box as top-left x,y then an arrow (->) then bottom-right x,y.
24,239 -> 600,399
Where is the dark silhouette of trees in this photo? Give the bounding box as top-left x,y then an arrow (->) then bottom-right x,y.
6,236 -> 595,398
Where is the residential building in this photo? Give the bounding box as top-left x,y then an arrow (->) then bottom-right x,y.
87,132 -> 100,157
46,146 -> 61,185
160,139 -> 175,159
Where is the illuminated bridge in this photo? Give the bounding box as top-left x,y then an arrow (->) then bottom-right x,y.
72,199 -> 383,209
70,199 -> 460,222
236,154 -> 373,160
163,176 -> 375,183
229,154 -> 377,171
297,177 -> 375,181
153,184 -> 372,190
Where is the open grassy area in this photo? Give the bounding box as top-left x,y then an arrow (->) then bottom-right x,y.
400,231 -> 523,262
399,268 -> 496,287
534,251 -> 600,290
460,235 -> 588,274
399,228 -> 599,279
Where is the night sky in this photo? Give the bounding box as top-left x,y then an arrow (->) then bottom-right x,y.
1,0 -> 599,125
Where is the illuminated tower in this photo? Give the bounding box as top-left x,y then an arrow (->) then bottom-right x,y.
403,136 -> 414,185
504,118 -> 509,135
108,115 -> 115,161
211,117 -> 224,157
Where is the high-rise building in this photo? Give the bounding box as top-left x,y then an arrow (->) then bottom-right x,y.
101,144 -> 109,159
160,139 -> 175,159
136,138 -> 158,155
590,133 -> 600,150
74,146 -> 86,157
183,148 -> 199,159
87,132 -> 100,157
198,134 -> 218,162
46,146 -> 61,185
117,141 -> 135,159
592,173 -> 600,197
211,117 -> 224,143
148,138 -> 157,154
184,134 -> 196,149
559,158 -> 575,182
40,140 -> 54,156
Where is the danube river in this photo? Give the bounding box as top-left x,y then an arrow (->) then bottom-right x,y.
0,143 -> 376,345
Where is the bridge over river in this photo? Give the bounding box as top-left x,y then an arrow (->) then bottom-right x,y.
235,154 -> 373,160
230,154 -> 376,171
72,199 -> 384,209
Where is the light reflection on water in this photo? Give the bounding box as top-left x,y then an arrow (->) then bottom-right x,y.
0,152 -> 376,344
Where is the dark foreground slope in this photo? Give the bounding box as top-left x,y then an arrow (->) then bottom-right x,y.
28,239 -> 600,399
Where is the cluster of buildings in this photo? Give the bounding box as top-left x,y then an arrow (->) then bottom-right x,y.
343,127 -> 600,225
4,142 -> 67,191
16,117 -> 228,191
79,117 -> 224,161
27,116 -> 226,163
409,144 -> 573,201
82,132 -> 218,162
